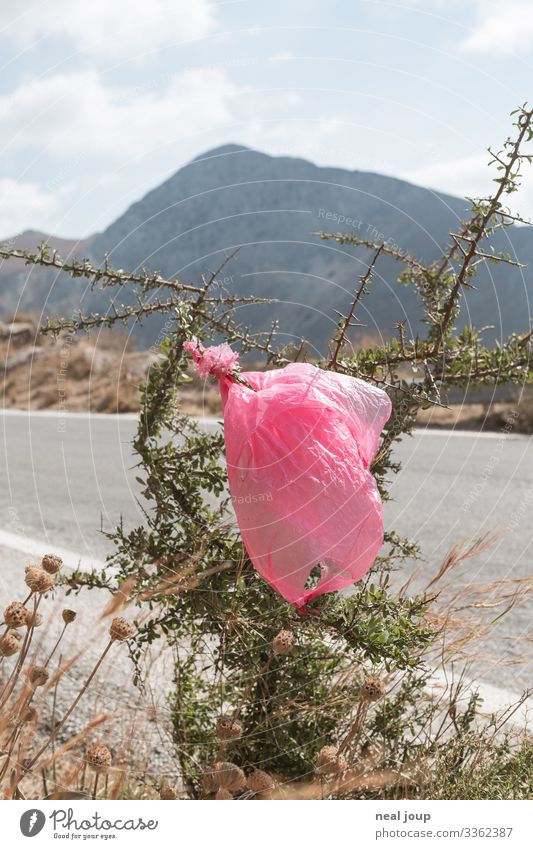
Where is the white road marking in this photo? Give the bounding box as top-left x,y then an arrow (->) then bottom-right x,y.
0,410 -> 222,431
0,409 -> 528,441
0,409 -> 139,421
413,427 -> 529,441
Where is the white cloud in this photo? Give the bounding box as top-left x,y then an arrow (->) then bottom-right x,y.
268,52 -> 295,63
403,154 -> 533,221
0,68 -> 237,161
461,1 -> 533,55
407,0 -> 533,56
3,0 -> 215,57
403,154 -> 490,199
0,179 -> 58,235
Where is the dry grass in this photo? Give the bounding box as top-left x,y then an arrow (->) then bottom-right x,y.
1,535 -> 531,801
168,536 -> 533,800
0,555 -> 171,800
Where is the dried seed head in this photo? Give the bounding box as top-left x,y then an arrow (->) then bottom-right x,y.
27,666 -> 49,687
215,788 -> 233,800
41,554 -> 62,574
85,744 -> 112,773
22,706 -> 38,723
214,762 -> 245,791
24,610 -> 43,628
223,614 -> 240,632
0,633 -> 21,657
360,675 -> 385,703
246,768 -> 275,794
160,785 -> 179,800
24,564 -> 40,584
316,745 -> 346,776
4,601 -> 28,628
215,714 -> 243,742
272,629 -> 294,656
25,565 -> 54,594
109,617 -> 135,642
337,751 -> 347,772
62,609 -> 77,624
203,766 -> 217,794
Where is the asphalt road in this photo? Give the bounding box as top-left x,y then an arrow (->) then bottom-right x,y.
0,410 -> 531,694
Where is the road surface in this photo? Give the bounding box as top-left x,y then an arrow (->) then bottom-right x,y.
0,410 -> 531,695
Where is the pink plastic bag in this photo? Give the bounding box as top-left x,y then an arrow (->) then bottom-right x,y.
184,340 -> 392,607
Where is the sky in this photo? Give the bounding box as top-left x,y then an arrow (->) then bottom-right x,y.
1,0 -> 533,238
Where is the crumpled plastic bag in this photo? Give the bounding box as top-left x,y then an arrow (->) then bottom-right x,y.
184,340 -> 392,607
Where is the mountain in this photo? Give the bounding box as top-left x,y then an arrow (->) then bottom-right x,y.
0,230 -> 95,320
2,146 -> 532,350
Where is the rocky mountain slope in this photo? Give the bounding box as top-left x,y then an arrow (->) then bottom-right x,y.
1,145 -> 531,351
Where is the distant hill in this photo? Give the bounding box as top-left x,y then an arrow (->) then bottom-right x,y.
1,145 -> 531,350
0,230 -> 95,321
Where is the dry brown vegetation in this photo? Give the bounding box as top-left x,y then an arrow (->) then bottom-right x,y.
1,315 -> 143,413
0,555 -> 197,801
0,315 -> 223,415
1,316 -> 532,430
0,556 -> 142,799
416,397 -> 533,433
1,540 -> 531,801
